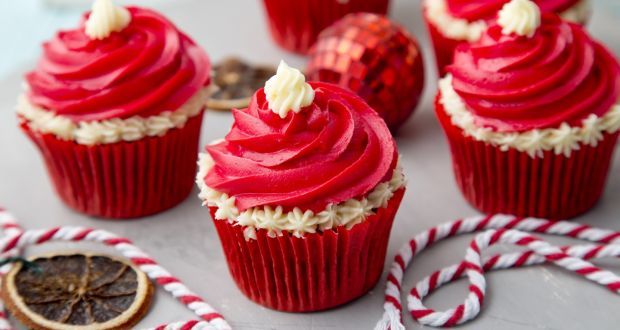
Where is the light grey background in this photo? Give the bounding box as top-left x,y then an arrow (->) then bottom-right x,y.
0,1 -> 619,329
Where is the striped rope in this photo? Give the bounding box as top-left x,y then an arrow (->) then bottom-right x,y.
0,208 -> 230,330
0,208 -> 22,330
375,214 -> 620,329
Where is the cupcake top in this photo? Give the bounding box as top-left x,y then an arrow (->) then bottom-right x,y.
25,0 -> 209,123
439,0 -> 620,157
198,61 -> 403,238
446,0 -> 579,21
425,0 -> 589,42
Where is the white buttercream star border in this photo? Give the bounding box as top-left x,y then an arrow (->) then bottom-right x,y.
196,153 -> 406,240
424,0 -> 591,42
17,87 -> 208,146
439,75 -> 620,158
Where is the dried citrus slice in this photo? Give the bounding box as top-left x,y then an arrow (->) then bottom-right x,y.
1,253 -> 153,330
207,57 -> 276,110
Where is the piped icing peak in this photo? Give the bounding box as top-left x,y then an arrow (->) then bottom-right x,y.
85,0 -> 131,40
498,0 -> 541,37
264,61 -> 315,118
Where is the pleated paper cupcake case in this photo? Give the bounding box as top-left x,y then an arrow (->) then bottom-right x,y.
436,100 -> 619,219
20,112 -> 205,219
209,188 -> 405,312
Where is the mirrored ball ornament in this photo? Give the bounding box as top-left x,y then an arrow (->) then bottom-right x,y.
307,13 -> 425,132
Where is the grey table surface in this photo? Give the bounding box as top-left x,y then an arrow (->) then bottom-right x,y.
0,0 -> 619,329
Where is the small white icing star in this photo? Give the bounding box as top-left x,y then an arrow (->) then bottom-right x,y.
580,114 -> 604,147
317,203 -> 341,231
339,198 -> 373,229
548,123 -> 581,157
214,194 -> 239,220
368,182 -> 393,209
286,208 -> 318,237
255,206 -> 288,237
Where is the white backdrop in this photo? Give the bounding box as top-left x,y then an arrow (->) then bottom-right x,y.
0,1 -> 619,329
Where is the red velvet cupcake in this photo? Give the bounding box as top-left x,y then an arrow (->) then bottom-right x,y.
261,0 -> 390,54
17,0 -> 210,219
436,0 -> 620,219
196,61 -> 405,311
423,0 -> 591,75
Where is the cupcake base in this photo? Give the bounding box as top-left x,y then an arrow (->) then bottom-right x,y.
209,188 -> 405,312
436,97 -> 619,219
261,0 -> 389,54
21,112 -> 205,219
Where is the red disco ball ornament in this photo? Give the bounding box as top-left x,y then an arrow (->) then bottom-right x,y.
307,13 -> 425,131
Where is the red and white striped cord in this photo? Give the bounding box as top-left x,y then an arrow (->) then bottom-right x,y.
0,209 -> 22,330
0,208 -> 231,330
375,214 -> 620,329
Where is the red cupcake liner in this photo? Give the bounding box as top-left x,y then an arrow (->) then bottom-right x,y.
423,10 -> 463,77
436,96 -> 619,219
261,0 -> 390,54
20,112 -> 205,219
209,188 -> 405,312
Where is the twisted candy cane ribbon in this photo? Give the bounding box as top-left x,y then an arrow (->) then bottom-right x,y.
0,208 -> 231,330
376,214 -> 620,329
0,209 -> 22,330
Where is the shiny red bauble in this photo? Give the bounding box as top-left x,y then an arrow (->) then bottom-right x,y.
306,13 -> 425,131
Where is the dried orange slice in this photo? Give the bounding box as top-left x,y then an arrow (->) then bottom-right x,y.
1,253 -> 153,330
207,57 -> 276,110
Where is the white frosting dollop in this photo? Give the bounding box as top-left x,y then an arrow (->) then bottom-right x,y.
438,75 -> 620,158
424,0 -> 590,42
197,153 -> 406,240
264,61 -> 315,119
17,88 -> 208,146
497,0 -> 541,38
85,0 -> 132,40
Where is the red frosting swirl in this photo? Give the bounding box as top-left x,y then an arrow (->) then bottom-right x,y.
204,82 -> 397,213
446,0 -> 580,21
26,7 -> 210,122
447,14 -> 620,132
